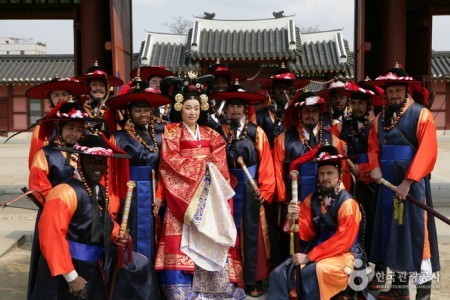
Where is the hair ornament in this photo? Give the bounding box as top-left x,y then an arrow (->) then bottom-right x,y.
174,93 -> 184,111
200,94 -> 209,111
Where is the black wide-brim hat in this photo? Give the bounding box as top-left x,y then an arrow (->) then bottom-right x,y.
55,134 -> 129,159
37,100 -> 105,123
76,70 -> 124,87
211,67 -> 247,81
209,84 -> 266,105
105,89 -> 171,111
366,63 -> 424,86
26,79 -> 91,99
130,66 -> 175,81
286,91 -> 327,112
317,80 -> 351,101
313,144 -> 352,169
256,72 -> 310,90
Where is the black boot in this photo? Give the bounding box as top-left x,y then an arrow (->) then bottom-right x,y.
378,272 -> 410,299
415,281 -> 431,300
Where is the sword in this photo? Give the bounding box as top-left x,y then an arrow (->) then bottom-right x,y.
109,180 -> 136,300
289,170 -> 302,300
380,178 -> 450,226
237,156 -> 264,204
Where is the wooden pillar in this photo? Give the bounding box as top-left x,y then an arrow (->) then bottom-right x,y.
446,81 -> 450,131
79,0 -> 109,74
381,0 -> 406,71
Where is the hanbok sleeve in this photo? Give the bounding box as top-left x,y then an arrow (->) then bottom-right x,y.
38,184 -> 78,276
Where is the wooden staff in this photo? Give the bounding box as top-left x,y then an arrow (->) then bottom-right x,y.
152,169 -> 161,246
151,170 -> 156,205
380,178 -> 450,226
289,170 -> 302,300
237,156 -> 264,204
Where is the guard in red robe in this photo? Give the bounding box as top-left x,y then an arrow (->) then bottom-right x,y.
30,134 -> 129,300
25,77 -> 90,169
368,64 -> 440,300
210,82 -> 276,296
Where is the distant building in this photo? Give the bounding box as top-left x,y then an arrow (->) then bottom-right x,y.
0,37 -> 47,55
0,14 -> 449,134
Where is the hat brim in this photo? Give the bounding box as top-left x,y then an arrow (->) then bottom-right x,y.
317,87 -> 352,101
365,79 -> 424,86
208,91 -> 266,104
37,116 -> 105,123
130,67 -> 175,81
54,146 -> 130,159
26,81 -> 91,99
256,78 -> 310,90
105,92 -> 171,110
212,70 -> 246,81
76,74 -> 124,87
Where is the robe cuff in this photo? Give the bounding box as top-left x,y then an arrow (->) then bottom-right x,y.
63,270 -> 78,282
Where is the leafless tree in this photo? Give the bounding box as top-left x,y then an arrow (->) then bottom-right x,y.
162,16 -> 193,34
300,25 -> 320,33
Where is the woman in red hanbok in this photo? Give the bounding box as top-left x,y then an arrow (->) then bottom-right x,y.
154,74 -> 245,299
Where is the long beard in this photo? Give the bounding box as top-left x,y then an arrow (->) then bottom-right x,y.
229,119 -> 240,130
303,122 -> 316,131
332,110 -> 343,119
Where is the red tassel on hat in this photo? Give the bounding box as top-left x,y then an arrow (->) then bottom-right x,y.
289,144 -> 321,171
38,100 -> 68,140
411,82 -> 430,108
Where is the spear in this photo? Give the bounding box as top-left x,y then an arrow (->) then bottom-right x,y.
380,178 -> 450,226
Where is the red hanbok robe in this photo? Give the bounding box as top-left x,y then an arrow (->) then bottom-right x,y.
155,123 -> 243,286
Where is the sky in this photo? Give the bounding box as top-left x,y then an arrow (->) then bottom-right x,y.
0,0 -> 449,54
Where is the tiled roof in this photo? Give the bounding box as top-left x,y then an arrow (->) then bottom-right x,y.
140,32 -> 200,72
187,16 -> 301,60
139,19 -> 353,77
287,29 -> 354,78
0,54 -> 74,84
1,52 -> 450,85
431,51 -> 450,80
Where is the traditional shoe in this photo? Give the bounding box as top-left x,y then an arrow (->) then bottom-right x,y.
377,288 -> 410,299
246,281 -> 263,298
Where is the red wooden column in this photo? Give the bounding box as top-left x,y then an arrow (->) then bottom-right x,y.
79,0 -> 108,74
381,0 -> 406,70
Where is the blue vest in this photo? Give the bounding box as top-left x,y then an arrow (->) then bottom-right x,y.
284,129 -> 333,201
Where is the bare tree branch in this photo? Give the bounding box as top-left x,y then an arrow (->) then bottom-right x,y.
162,16 -> 193,34
300,25 -> 320,33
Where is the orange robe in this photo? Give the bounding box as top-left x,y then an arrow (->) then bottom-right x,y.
28,124 -> 47,170
29,148 -> 76,205
299,188 -> 361,300
367,97 -> 437,265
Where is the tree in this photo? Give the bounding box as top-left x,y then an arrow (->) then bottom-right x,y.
300,25 -> 320,33
162,16 -> 193,34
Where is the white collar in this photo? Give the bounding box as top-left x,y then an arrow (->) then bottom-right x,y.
183,122 -> 201,140
302,124 -> 319,140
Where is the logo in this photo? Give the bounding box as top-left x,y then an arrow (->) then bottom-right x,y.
344,258 -> 371,291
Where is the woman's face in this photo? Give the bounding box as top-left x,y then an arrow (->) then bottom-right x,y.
61,120 -> 84,145
181,99 -> 200,127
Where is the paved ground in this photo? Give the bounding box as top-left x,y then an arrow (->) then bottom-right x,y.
1,132 -> 450,299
